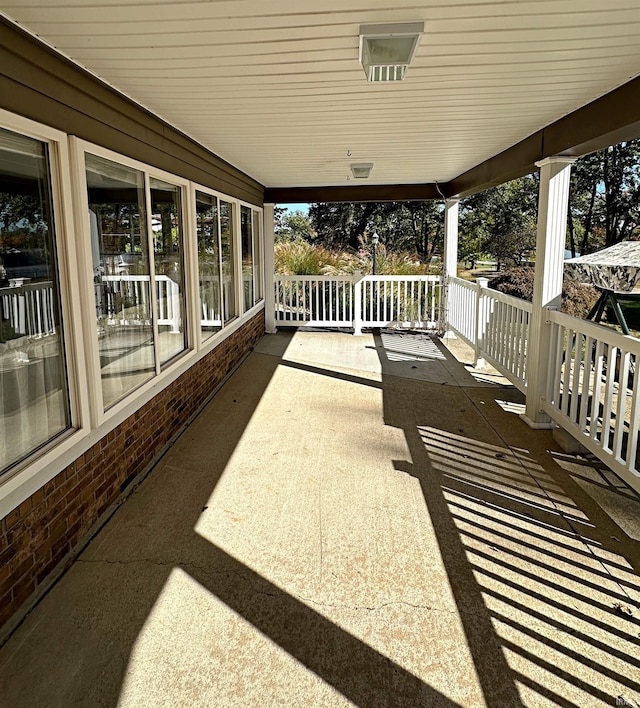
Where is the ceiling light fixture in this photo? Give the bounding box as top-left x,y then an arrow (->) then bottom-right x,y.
350,163 -> 373,179
359,22 -> 424,82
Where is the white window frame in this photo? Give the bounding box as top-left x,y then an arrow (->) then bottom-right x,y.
0,110 -> 91,517
237,200 -> 265,312
69,139 -> 195,427
0,121 -> 265,518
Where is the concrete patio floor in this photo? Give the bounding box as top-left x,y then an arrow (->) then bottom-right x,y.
1,329 -> 640,707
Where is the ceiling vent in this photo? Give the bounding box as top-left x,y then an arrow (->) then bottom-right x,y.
350,163 -> 374,179
359,22 -> 424,82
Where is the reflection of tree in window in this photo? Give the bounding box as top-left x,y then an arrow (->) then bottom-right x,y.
196,191 -> 222,338
241,205 -> 254,311
220,201 -> 236,323
149,178 -> 187,365
85,153 -> 154,408
0,126 -> 71,475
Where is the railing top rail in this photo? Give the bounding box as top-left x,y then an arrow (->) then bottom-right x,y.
548,307 -> 640,353
360,274 -> 442,282
449,276 -> 479,290
102,274 -> 172,282
481,286 -> 533,312
0,280 -> 53,294
274,274 -> 357,282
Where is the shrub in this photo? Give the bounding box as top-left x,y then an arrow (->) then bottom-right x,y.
489,267 -> 599,319
274,241 -> 356,275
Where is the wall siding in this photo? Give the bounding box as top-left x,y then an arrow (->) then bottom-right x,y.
0,313 -> 264,640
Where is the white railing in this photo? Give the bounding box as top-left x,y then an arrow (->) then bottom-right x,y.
274,275 -> 356,327
447,276 -> 531,392
479,288 -> 532,393
101,275 -> 180,333
544,309 -> 640,491
274,274 -> 443,332
356,275 -> 443,334
0,281 -> 57,338
446,277 -> 478,347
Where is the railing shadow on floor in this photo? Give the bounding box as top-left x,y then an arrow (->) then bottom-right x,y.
1,328 -> 639,707
373,330 -> 640,707
0,329 -> 459,708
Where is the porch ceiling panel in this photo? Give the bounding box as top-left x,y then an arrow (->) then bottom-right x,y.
2,0 -> 640,191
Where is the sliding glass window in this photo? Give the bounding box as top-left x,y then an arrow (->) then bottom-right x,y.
219,200 -> 236,324
150,178 -> 187,366
0,127 -> 71,474
85,155 -> 154,409
84,154 -> 188,410
240,205 -> 254,311
195,191 -> 222,340
252,209 -> 263,303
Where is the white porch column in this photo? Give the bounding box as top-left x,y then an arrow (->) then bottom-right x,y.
443,198 -> 459,337
263,203 -> 277,334
523,156 -> 576,427
443,198 -> 460,280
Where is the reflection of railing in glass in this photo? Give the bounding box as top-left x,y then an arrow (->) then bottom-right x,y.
101,275 -> 180,332
0,281 -> 57,338
199,275 -> 235,328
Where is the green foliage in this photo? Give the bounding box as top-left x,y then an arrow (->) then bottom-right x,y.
274,241 -> 353,275
459,175 -> 538,269
367,246 -> 433,275
568,140 -> 640,255
275,210 -> 316,242
309,201 -> 443,260
489,267 -> 599,319
274,241 -> 437,276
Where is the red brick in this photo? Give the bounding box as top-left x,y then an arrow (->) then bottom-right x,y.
4,507 -> 21,531
1,315 -> 263,635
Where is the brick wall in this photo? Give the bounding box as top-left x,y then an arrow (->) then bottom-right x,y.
0,313 -> 264,638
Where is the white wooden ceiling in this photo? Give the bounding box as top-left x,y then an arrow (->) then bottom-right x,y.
3,0 -> 640,188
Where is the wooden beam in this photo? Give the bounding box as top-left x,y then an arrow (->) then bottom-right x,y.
264,183 -> 444,204
448,76 -> 640,199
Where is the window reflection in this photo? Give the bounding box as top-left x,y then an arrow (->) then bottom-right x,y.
195,191 -> 222,339
85,154 -> 154,408
252,209 -> 263,303
0,127 -> 71,474
241,205 -> 254,311
149,178 -> 187,366
220,201 -> 236,323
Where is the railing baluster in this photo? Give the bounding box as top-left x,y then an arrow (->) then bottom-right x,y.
625,352 -> 640,472
613,349 -> 631,462
601,345 -> 618,452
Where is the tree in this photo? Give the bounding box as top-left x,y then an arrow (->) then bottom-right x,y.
308,201 -> 443,260
568,140 -> 640,255
459,175 -> 538,269
275,210 -> 316,242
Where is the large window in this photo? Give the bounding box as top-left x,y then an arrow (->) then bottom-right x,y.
84,153 -> 188,410
195,191 -> 222,340
150,178 -> 187,366
240,205 -> 263,312
252,208 -> 263,303
0,127 -> 71,474
241,205 -> 254,311
85,155 -> 154,409
219,200 -> 237,324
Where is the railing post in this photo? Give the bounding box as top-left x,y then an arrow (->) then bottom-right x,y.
474,277 -> 489,368
523,156 -> 576,428
353,271 -> 363,335
263,203 -> 277,334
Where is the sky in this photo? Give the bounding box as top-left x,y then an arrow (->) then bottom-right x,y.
277,203 -> 309,215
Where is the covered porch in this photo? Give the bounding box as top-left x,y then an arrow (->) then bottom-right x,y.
1,329 -> 638,706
